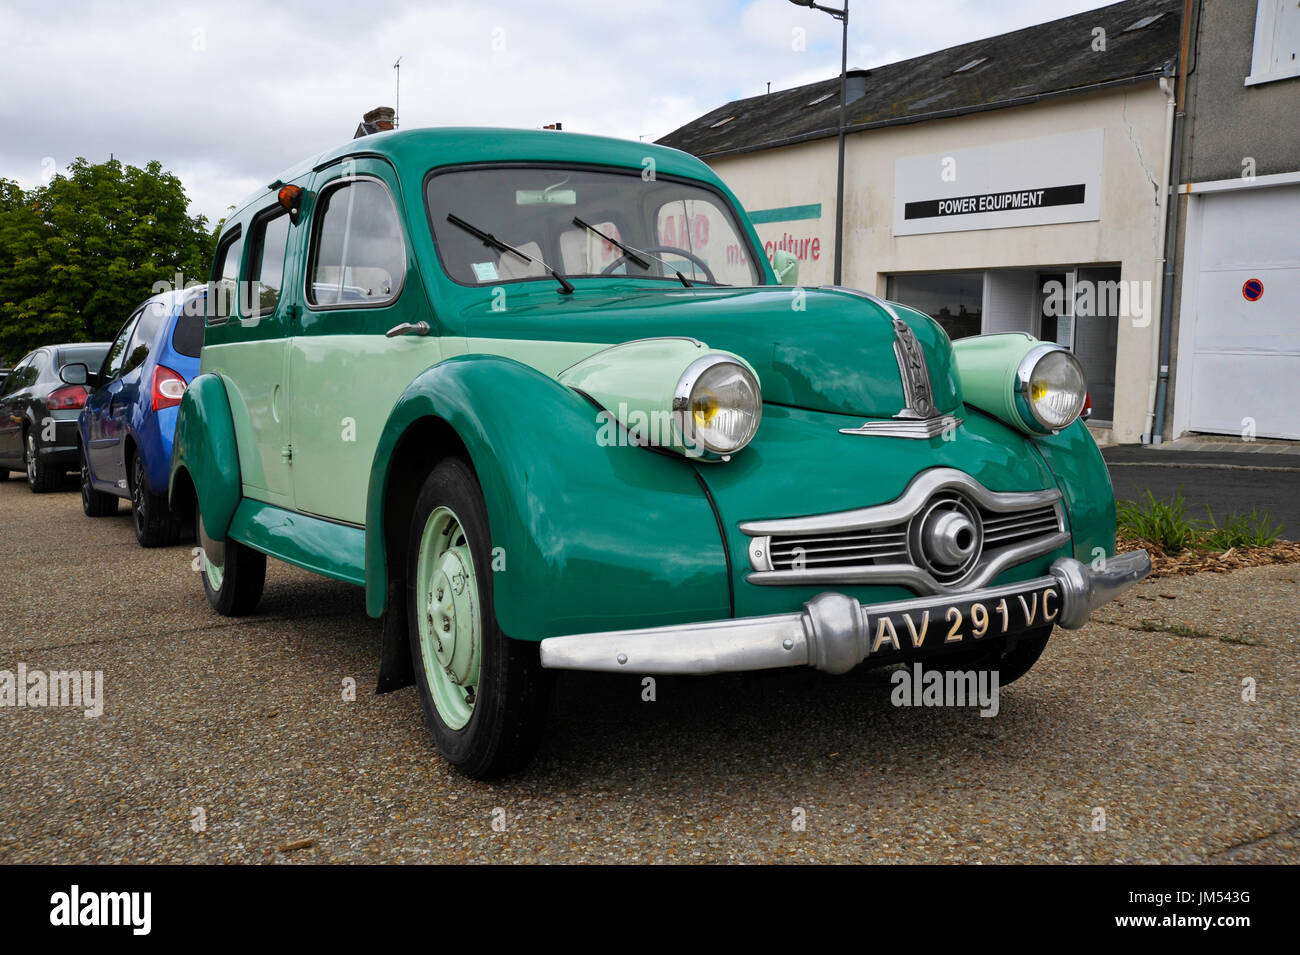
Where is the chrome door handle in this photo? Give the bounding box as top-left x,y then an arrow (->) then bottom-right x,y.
385,321 -> 430,338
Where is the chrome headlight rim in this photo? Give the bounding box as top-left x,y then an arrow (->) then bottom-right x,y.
1014,343 -> 1087,433
672,353 -> 762,458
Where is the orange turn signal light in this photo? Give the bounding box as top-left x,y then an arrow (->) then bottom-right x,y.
278,184 -> 303,215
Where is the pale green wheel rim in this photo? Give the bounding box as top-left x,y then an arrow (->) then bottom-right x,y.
197,509 -> 225,591
415,504 -> 481,730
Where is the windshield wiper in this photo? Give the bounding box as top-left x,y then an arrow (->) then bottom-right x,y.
446,213 -> 574,294
571,216 -> 693,288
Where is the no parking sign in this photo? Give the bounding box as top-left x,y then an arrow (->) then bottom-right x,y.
1242,278 -> 1264,302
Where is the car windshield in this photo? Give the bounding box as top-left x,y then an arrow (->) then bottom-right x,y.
425,166 -> 763,288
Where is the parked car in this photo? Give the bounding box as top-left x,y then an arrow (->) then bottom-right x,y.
76,288 -> 204,545
0,342 -> 111,492
170,127 -> 1149,778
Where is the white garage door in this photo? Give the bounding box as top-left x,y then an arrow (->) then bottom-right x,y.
1184,184 -> 1300,440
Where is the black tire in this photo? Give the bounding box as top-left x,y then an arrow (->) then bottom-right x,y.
130,452 -> 176,546
24,428 -> 59,493
80,445 -> 118,516
939,624 -> 1053,687
196,499 -> 265,616
0,468 -> 11,481
406,458 -> 551,779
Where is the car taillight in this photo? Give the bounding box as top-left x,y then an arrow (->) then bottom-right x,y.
152,365 -> 188,412
48,385 -> 88,410
1081,392 -> 1093,421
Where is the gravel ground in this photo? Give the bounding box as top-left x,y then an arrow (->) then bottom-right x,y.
1,477 -> 1297,863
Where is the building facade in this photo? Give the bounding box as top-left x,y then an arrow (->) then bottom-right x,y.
660,0 -> 1182,444
1167,0 -> 1300,442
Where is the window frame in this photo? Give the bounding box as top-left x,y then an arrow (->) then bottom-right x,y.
207,225 -> 245,327
304,174 -> 407,312
421,161 -> 768,291
246,204 -> 293,318
1246,0 -> 1300,86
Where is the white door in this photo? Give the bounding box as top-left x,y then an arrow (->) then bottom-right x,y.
1183,185 -> 1300,440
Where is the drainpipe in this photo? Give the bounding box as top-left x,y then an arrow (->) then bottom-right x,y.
1151,0 -> 1195,445
1144,72 -> 1178,444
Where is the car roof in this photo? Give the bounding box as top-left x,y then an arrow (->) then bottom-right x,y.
229,126 -> 720,219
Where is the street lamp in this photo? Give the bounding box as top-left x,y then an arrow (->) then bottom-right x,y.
788,0 -> 849,286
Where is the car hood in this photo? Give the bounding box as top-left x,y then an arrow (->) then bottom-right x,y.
460,283 -> 961,419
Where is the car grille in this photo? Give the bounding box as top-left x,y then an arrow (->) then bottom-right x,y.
741,468 -> 1069,595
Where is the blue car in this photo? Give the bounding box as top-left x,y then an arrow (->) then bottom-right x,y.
76,288 -> 204,546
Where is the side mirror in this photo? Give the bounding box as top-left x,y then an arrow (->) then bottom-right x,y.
61,363 -> 89,385
772,249 -> 799,286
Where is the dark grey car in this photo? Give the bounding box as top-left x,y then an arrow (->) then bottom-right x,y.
0,342 -> 111,492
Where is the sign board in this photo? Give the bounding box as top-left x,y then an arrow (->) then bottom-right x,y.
893,130 -> 1104,236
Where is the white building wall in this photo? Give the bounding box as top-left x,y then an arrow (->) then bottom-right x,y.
708,83 -> 1171,443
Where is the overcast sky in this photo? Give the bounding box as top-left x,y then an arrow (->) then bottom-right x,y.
0,0 -> 1116,224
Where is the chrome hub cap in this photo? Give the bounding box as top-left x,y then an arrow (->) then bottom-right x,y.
416,506 -> 480,729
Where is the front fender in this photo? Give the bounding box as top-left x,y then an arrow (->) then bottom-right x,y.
170,373 -> 242,541
365,355 -> 731,641
1031,418 -> 1117,564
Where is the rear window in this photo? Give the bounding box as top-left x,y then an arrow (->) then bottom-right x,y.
172,311 -> 205,358
58,344 -> 109,369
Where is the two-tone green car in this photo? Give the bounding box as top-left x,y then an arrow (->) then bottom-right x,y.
172,127 -> 1150,778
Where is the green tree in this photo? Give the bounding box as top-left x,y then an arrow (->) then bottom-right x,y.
0,158 -> 212,363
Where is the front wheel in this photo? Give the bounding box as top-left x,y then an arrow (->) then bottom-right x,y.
406,458 -> 551,779
197,499 -> 265,616
80,445 -> 118,516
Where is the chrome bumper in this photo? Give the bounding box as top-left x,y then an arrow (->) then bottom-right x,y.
538,550 -> 1151,675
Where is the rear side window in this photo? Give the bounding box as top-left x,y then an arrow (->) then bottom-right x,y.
249,210 -> 291,315
308,178 -> 404,307
209,227 -> 244,323
172,311 -> 205,357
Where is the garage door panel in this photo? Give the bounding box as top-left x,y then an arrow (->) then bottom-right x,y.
1189,353 -> 1300,440
1187,185 -> 1299,440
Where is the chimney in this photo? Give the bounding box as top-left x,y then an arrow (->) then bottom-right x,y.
364,106 -> 395,130
354,106 -> 396,138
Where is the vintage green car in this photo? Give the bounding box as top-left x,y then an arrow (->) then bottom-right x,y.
171,127 -> 1149,777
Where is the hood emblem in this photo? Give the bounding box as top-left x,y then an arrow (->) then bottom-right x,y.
890,316 -> 936,420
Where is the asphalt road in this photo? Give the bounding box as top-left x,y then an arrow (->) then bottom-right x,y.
1,477 -> 1297,863
1104,446 -> 1300,541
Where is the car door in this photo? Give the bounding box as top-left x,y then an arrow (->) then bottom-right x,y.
110,298 -> 169,481
201,200 -> 296,509
0,354 -> 34,467
289,159 -> 437,525
86,309 -> 142,488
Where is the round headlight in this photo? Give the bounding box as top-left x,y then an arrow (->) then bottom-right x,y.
674,355 -> 762,456
1018,346 -> 1087,431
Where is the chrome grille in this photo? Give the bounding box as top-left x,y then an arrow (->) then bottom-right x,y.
741,468 -> 1068,596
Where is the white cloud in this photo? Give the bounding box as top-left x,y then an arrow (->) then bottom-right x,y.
0,0 -> 1113,224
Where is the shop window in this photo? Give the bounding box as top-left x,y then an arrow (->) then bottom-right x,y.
887,271 -> 983,340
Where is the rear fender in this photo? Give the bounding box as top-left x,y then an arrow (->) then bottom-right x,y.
169,373 -> 242,541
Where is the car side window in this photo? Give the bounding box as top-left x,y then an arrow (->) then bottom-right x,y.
123,300 -> 169,375
308,178 -> 404,307
209,227 -> 244,324
3,355 -> 32,395
248,209 -> 291,315
103,309 -> 144,380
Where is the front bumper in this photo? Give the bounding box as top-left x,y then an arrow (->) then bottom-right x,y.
539,550 -> 1151,675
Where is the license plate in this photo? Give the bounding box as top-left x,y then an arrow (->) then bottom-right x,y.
863,583 -> 1062,656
